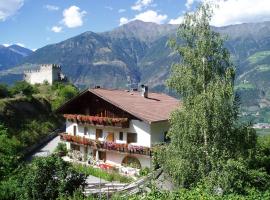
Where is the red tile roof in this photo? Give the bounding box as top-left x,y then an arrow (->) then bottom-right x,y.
89,88 -> 180,123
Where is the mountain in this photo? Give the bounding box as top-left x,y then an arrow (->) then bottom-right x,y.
1,20 -> 270,122
0,44 -> 33,70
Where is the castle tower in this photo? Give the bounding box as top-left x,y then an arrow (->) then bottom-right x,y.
24,64 -> 66,85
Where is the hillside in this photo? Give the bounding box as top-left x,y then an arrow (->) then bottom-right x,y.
1,20 -> 270,121
0,81 -> 78,148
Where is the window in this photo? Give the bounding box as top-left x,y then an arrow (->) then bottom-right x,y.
73,125 -> 77,136
164,131 -> 171,143
96,129 -> 103,139
127,133 -> 137,143
119,132 -> 123,141
71,144 -> 80,151
84,127 -> 88,135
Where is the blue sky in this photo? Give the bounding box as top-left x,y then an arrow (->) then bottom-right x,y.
1,0 -> 270,50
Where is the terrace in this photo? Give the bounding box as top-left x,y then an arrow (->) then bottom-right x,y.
60,133 -> 152,156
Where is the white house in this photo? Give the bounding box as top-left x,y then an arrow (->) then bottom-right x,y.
57,86 -> 179,169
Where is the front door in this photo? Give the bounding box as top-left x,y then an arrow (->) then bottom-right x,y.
107,132 -> 114,142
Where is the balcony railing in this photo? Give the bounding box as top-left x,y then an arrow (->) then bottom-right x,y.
63,114 -> 129,128
60,133 -> 151,156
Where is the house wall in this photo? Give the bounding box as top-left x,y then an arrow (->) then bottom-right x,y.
129,120 -> 151,147
65,119 -> 151,147
105,151 -> 151,168
150,121 -> 170,146
65,119 -> 165,168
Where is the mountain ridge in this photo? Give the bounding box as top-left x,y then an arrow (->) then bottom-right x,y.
1,20 -> 270,122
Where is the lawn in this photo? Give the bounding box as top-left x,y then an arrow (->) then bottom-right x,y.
72,164 -> 133,183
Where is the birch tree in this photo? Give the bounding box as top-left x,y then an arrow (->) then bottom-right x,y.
161,3 -> 256,187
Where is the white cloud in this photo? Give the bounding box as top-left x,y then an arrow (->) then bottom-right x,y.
105,6 -> 113,11
118,9 -> 126,13
0,0 -> 24,21
170,0 -> 270,27
119,17 -> 129,25
62,5 -> 86,28
32,48 -> 37,51
44,4 -> 59,11
185,0 -> 202,9
169,15 -> 184,24
119,10 -> 167,26
211,0 -> 270,27
185,0 -> 194,9
51,26 -> 62,33
131,0 -> 153,11
133,10 -> 167,24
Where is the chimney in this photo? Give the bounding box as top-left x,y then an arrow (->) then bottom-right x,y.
141,84 -> 148,98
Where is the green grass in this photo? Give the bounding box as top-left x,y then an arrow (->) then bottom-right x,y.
256,64 -> 270,72
255,129 -> 270,136
247,51 -> 270,65
72,164 -> 133,183
235,83 -> 256,90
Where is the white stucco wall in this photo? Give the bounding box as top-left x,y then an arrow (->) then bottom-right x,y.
106,151 -> 151,168
129,120 -> 151,147
150,121 -> 170,146
66,119 -> 151,147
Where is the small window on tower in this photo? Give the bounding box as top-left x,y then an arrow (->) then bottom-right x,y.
119,132 -> 123,140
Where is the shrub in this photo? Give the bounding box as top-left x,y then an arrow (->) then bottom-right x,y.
202,159 -> 270,195
10,81 -> 37,97
19,155 -> 86,200
139,167 -> 150,177
55,142 -> 68,156
0,84 -> 10,98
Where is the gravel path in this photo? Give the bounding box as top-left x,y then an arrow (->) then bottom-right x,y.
86,175 -> 109,184
27,135 -> 60,160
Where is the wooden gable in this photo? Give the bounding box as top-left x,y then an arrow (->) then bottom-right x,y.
56,90 -> 137,120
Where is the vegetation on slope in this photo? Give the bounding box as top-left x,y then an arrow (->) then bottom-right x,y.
0,81 -> 78,148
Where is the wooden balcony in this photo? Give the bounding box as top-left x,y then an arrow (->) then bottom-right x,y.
60,133 -> 151,156
63,114 -> 129,128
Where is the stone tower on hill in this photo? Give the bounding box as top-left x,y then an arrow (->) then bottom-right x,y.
24,64 -> 66,85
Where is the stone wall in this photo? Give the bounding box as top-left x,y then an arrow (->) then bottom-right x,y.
24,64 -> 62,85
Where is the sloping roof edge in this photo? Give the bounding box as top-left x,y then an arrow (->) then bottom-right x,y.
55,88 -> 167,124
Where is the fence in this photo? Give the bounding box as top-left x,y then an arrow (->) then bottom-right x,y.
83,169 -> 162,198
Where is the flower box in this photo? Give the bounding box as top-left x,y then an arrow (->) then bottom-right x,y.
63,114 -> 129,128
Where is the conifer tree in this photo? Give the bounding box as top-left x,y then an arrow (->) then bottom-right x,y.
160,3 -> 256,187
